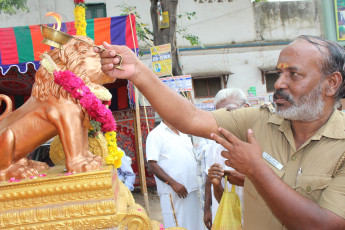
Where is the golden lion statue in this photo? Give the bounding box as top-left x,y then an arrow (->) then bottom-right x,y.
0,36 -> 116,181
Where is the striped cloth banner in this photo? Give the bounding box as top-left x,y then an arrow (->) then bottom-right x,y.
0,14 -> 138,75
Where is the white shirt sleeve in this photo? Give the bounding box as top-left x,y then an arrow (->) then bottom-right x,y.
204,141 -> 216,175
146,131 -> 162,162
215,145 -> 234,171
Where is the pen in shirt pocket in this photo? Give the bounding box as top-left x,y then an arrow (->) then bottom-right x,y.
296,167 -> 302,186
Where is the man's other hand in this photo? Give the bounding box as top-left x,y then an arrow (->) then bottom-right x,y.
224,169 -> 245,186
170,181 -> 188,198
211,128 -> 262,176
204,208 -> 212,229
208,163 -> 224,186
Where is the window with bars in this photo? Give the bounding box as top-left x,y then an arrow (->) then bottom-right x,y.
85,3 -> 106,20
261,70 -> 279,92
193,77 -> 222,98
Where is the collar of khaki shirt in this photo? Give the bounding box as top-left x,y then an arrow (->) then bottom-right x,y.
267,109 -> 345,141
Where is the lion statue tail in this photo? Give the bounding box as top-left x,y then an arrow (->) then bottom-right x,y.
0,94 -> 13,121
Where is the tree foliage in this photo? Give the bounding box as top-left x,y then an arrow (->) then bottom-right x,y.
117,2 -> 202,76
117,3 -> 202,53
117,4 -> 154,55
0,0 -> 29,15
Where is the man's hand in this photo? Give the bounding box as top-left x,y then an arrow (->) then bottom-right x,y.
211,128 -> 263,176
204,207 -> 212,229
170,180 -> 188,198
94,42 -> 139,81
224,170 -> 245,186
208,163 -> 224,186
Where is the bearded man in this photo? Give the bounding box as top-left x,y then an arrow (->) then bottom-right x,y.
96,35 -> 345,229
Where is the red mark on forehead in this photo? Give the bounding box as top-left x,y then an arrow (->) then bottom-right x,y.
277,63 -> 289,69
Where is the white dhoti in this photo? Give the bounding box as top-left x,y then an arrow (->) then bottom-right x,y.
159,190 -> 204,230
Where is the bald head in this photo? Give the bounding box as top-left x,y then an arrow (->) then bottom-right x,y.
294,35 -> 345,100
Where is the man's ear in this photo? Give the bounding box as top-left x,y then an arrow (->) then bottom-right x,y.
325,72 -> 342,97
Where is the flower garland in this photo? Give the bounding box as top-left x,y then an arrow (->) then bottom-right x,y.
105,131 -> 124,169
53,70 -> 122,168
54,70 -> 116,132
89,86 -> 112,102
74,0 -> 86,36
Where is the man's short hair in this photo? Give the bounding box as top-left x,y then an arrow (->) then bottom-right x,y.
214,88 -> 247,107
298,35 -> 345,100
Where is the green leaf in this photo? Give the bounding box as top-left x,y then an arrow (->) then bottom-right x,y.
116,4 -> 202,49
0,0 -> 29,15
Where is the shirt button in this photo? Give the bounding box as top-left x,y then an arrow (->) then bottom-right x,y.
306,186 -> 311,192
291,156 -> 297,161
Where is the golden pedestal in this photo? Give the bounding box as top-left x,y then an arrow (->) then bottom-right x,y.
0,166 -> 160,229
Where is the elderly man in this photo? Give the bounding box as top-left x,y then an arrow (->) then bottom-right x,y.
203,88 -> 248,229
96,35 -> 345,229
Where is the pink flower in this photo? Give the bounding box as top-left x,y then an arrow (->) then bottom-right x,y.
97,106 -> 108,117
80,94 -> 94,108
91,100 -> 102,112
52,69 -> 117,135
65,172 -> 74,176
38,174 -> 47,177
159,223 -> 165,230
9,177 -> 16,182
70,90 -> 81,99
70,78 -> 84,89
101,121 -> 116,132
81,86 -> 91,94
137,209 -> 142,211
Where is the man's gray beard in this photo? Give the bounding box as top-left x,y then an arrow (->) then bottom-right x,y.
275,83 -> 325,122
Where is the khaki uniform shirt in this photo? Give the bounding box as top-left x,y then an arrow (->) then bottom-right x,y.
212,105 -> 345,230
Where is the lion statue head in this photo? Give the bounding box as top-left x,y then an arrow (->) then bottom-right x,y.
32,36 -> 114,102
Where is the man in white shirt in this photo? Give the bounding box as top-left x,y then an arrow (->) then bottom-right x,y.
146,120 -> 204,230
204,88 -> 247,229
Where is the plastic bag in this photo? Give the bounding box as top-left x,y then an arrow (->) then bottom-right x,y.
212,176 -> 242,230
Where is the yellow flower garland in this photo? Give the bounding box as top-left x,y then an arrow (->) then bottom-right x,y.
74,5 -> 87,36
104,131 -> 124,168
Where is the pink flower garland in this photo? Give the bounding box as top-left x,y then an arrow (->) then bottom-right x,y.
53,70 -> 116,132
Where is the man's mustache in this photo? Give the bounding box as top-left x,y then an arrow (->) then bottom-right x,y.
273,89 -> 294,104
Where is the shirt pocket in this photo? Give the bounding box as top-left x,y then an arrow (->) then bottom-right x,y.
244,160 -> 285,206
295,174 -> 332,202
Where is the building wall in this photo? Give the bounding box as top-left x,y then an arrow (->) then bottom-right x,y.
0,0 -> 322,106
0,0 -> 75,27
254,1 -> 321,41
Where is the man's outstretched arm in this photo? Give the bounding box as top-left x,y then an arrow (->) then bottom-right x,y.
95,43 -> 218,138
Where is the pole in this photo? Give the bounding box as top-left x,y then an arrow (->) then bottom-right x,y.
170,194 -> 178,227
134,87 -> 150,215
